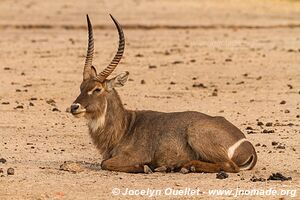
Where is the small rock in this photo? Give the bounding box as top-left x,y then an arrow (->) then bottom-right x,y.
216,171 -> 228,179
225,58 -> 232,62
287,84 -> 293,89
262,129 -> 274,134
268,173 -> 292,181
280,100 -> 286,105
0,158 -> 6,164
148,65 -> 157,69
250,175 -> 266,182
257,121 -> 264,126
212,89 -> 218,96
60,162 -> 84,173
1,102 -> 9,105
170,81 -> 176,85
135,53 -> 143,57
284,109 -> 290,113
15,105 -> 24,109
246,126 -> 254,130
276,144 -> 285,149
7,168 -> 14,175
255,143 -> 261,147
46,99 -> 56,106
172,61 -> 183,65
29,102 -> 34,106
271,141 -> 278,146
140,80 -> 146,84
265,122 -> 273,127
52,108 -> 60,112
30,97 -> 38,101
192,83 -> 207,88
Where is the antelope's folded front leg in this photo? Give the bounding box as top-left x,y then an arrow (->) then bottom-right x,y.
101,156 -> 151,173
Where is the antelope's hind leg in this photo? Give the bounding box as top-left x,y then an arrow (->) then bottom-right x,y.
181,160 -> 240,173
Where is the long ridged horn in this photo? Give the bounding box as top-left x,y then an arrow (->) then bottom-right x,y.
97,14 -> 125,82
83,14 -> 94,80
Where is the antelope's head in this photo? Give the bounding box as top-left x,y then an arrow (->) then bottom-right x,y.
70,14 -> 129,118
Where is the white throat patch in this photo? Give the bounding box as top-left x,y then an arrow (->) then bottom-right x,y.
88,99 -> 107,132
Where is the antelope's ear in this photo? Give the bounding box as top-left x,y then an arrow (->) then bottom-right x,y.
105,71 -> 129,91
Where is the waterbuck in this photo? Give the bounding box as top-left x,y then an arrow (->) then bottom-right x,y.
70,14 -> 257,174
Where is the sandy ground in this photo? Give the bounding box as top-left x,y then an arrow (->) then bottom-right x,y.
0,0 -> 300,199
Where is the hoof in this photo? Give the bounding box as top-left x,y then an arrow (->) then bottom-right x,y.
144,165 -> 153,174
180,167 -> 189,174
190,166 -> 196,172
154,166 -> 167,172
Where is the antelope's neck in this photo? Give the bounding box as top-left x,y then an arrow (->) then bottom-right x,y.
87,89 -> 131,156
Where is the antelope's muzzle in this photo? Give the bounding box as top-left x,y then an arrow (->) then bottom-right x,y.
70,103 -> 86,117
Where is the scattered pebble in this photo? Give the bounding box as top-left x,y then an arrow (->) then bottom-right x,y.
148,65 -> 157,69
15,105 -> 24,109
287,84 -> 293,89
268,173 -> 291,181
140,80 -> 146,84
265,122 -> 273,127
216,171 -> 228,179
276,144 -> 285,149
271,141 -> 278,146
257,121 -> 264,126
172,61 -> 183,64
60,161 -> 84,173
46,99 -> 56,106
135,53 -> 143,57
250,175 -> 266,182
262,129 -> 274,134
212,89 -> 218,96
7,168 -> 14,175
192,83 -> 207,88
52,108 -> 60,112
280,100 -> 286,105
0,158 -> 6,164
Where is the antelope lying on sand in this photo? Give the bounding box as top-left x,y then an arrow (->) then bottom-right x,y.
70,14 -> 257,173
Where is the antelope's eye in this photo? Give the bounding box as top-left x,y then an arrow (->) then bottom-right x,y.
93,88 -> 101,93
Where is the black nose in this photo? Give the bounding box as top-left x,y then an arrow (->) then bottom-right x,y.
71,104 -> 79,113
